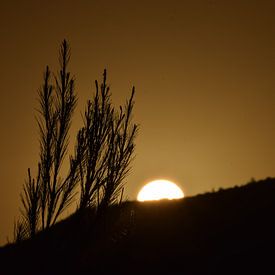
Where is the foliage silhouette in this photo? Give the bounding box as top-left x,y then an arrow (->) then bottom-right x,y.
16,40 -> 138,240
18,40 -> 78,239
13,218 -> 27,243
74,70 -> 138,215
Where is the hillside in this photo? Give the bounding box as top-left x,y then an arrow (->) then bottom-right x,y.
1,178 -> 275,274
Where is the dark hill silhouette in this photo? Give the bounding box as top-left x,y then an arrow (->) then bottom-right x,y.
1,178 -> 275,274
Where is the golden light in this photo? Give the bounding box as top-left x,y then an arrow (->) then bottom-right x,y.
137,179 -> 184,201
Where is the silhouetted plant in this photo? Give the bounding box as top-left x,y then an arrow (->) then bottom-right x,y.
75,70 -> 138,216
38,40 -> 78,230
19,40 -> 78,237
13,218 -> 27,243
18,40 -> 138,240
37,39 -> 78,229
20,167 -> 41,238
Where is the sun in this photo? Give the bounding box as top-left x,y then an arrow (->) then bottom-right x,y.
137,179 -> 184,202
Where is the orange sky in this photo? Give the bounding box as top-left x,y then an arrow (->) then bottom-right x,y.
0,0 -> 275,245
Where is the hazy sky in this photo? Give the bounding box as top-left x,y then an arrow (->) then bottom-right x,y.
1,0 -> 275,244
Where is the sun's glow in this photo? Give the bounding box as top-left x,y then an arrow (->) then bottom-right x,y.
137,179 -> 184,201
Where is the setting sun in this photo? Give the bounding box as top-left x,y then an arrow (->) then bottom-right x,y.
137,179 -> 184,201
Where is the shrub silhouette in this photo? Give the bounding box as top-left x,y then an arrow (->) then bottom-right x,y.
18,40 -> 77,239
75,69 -> 138,215
16,40 -> 138,240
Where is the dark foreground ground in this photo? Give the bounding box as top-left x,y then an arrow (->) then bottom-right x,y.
1,178 -> 275,275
